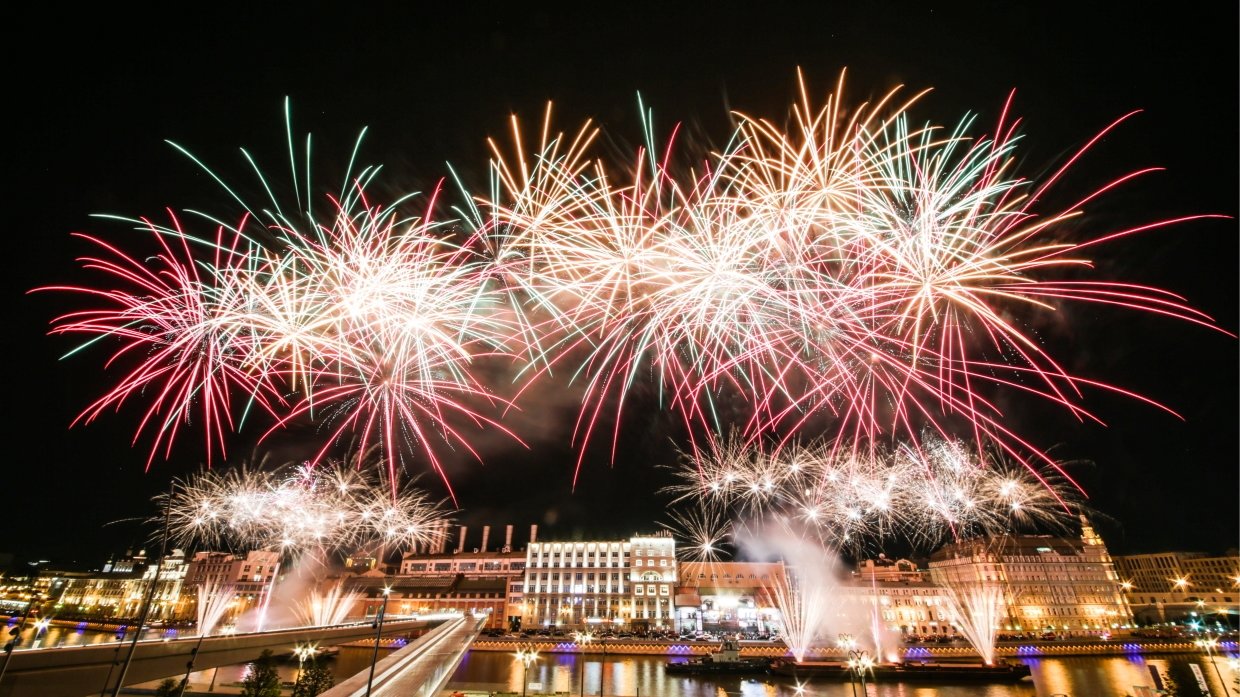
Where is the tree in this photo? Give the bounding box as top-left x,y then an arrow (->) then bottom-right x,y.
239,649 -> 282,697
153,678 -> 180,697
292,658 -> 334,697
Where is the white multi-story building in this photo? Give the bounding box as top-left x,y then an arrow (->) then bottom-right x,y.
522,531 -> 676,630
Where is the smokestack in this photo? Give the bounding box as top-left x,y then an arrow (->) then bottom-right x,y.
431,521 -> 441,554
457,526 -> 468,554
530,524 -> 538,544
505,525 -> 514,550
481,525 -> 491,553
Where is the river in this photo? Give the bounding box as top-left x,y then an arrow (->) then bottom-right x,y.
445,651 -> 1239,697
7,622 -> 1236,696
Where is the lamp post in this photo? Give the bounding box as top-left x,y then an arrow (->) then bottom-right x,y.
848,649 -> 875,696
365,586 -> 391,697
837,634 -> 859,697
111,482 -> 174,697
514,647 -> 538,697
1,590 -> 45,688
599,634 -> 607,697
573,631 -> 594,697
30,618 -> 51,649
1194,635 -> 1232,697
293,643 -> 317,682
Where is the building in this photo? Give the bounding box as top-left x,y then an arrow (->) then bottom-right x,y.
1113,551 -> 1240,624
928,518 -> 1132,637
522,531 -> 677,630
674,561 -> 785,634
398,524 -> 531,629
853,556 -> 927,583
51,550 -> 190,620
183,550 -> 282,627
349,574 -> 509,628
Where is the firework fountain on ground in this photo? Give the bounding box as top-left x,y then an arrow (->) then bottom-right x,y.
938,582 -> 1006,665
761,533 -> 843,662
195,581 -> 236,635
295,581 -> 364,627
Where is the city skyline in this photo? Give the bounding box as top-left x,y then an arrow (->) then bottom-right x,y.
7,3 -> 1236,568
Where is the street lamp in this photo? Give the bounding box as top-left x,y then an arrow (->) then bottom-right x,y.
293,643 -> 318,681
31,618 -> 51,649
847,649 -> 875,697
0,590 -> 45,687
572,631 -> 594,697
599,633 -> 608,697
514,647 -> 539,697
1193,635 -> 1232,697
836,634 -> 859,697
365,586 -> 391,697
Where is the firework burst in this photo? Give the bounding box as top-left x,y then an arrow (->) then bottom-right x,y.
162,455 -> 452,555
667,432 -> 1081,553
40,76 -> 1229,502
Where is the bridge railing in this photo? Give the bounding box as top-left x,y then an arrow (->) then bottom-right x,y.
321,613 -> 484,697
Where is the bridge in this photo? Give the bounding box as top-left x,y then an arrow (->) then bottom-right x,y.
321,614 -> 483,697
0,614 -> 477,697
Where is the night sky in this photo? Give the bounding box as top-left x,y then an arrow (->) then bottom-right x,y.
8,3 -> 1236,569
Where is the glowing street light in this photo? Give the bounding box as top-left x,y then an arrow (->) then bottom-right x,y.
293,643 -> 318,678
847,648 -> 876,697
1193,635 -> 1232,697
572,631 -> 594,697
514,647 -> 539,697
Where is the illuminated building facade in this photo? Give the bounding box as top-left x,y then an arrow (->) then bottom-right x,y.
50,550 -> 189,619
928,518 -> 1132,636
674,561 -> 785,634
349,574 -> 509,628
184,550 -> 281,626
397,523 -> 532,629
1113,551 -> 1239,624
839,559 -> 961,639
522,531 -> 677,630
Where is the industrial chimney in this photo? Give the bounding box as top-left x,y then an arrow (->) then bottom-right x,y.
457,525 -> 468,554
530,524 -> 538,544
480,525 -> 491,553
504,524 -> 514,552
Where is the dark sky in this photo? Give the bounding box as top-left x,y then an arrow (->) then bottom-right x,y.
8,3 -> 1236,569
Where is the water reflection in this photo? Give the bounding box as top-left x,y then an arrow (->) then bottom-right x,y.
449,651 -> 1239,697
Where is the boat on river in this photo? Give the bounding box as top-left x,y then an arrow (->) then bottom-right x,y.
665,638 -> 773,675
770,658 -> 1032,682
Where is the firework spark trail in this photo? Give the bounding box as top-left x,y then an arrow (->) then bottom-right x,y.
164,458 -> 452,555
256,193 -> 524,500
42,217 -> 284,468
39,77 -> 1230,497
41,128 -> 526,496
478,74 -> 1226,491
665,433 -> 1079,552
660,506 -> 734,565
